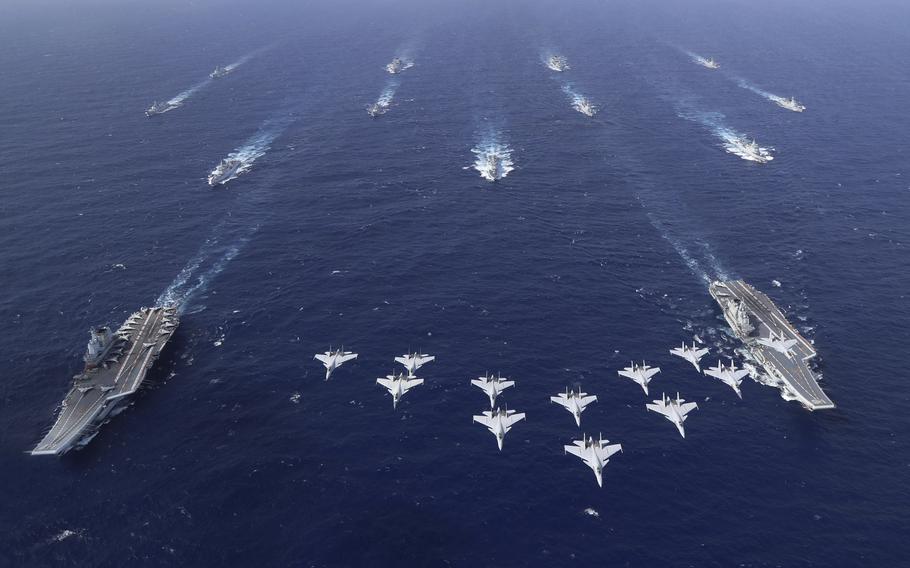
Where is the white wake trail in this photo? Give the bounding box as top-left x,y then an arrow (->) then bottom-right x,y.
208,116 -> 294,185
367,79 -> 399,117
561,84 -> 598,117
156,229 -> 255,314
167,79 -> 211,106
677,107 -> 774,163
735,78 -> 775,100
637,190 -> 732,286
159,46 -> 269,109
735,78 -> 806,112
378,80 -> 399,106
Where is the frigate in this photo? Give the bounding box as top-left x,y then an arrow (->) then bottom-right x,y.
546,55 -> 569,72
700,57 -> 720,69
709,280 -> 834,410
145,100 -> 179,117
775,96 -> 806,112
31,306 -> 179,455
208,158 -> 245,186
210,65 -> 231,79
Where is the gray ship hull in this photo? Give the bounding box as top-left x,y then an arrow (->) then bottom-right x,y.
32,306 -> 179,456
709,280 -> 834,411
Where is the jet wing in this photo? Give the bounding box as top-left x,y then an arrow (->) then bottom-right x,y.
470,379 -> 487,389
564,443 -> 586,459
703,368 -> 723,379
500,380 -> 515,389
472,414 -> 494,428
600,443 -> 622,459
669,348 -> 685,357
314,354 -> 330,364
550,395 -> 571,409
642,367 -> 661,379
376,378 -> 394,389
401,378 -> 424,391
646,403 -> 670,416
579,395 -> 597,406
338,353 -> 358,363
694,348 -> 709,358
731,369 -> 750,380
503,412 -> 526,428
678,402 -> 699,415
415,355 -> 435,366
394,356 -> 409,367
617,369 -> 636,379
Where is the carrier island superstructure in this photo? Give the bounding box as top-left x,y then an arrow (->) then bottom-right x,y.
709,280 -> 834,410
31,306 -> 179,456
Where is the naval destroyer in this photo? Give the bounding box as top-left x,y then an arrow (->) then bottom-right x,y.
32,306 -> 179,455
709,280 -> 834,410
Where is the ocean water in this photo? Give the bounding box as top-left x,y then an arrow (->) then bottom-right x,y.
1,0 -> 908,566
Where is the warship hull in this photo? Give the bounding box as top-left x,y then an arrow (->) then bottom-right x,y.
32,306 -> 179,456
709,280 -> 834,410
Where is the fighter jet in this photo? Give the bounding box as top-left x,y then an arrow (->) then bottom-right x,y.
669,341 -> 709,372
564,434 -> 623,487
550,387 -> 597,427
617,361 -> 661,395
314,348 -> 358,380
646,392 -> 698,438
470,373 -> 515,409
703,359 -> 749,399
756,332 -> 798,356
376,372 -> 424,409
472,407 -> 526,451
394,352 -> 435,377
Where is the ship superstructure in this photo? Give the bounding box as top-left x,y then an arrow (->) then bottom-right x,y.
546,55 -> 569,72
208,158 -> 245,186
709,280 -> 834,410
774,96 -> 806,112
726,136 -> 774,163
210,65 -> 231,79
700,57 -> 720,69
31,306 -> 180,455
145,100 -> 180,117
385,57 -> 413,74
367,101 -> 389,117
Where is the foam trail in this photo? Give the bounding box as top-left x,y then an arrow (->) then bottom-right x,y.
208,116 -> 294,185
636,188 -> 733,285
735,78 -> 775,100
677,107 -> 774,163
378,80 -> 398,106
647,213 -> 710,284
561,84 -> 598,117
470,129 -> 514,182
156,228 -> 256,314
367,79 -> 399,116
159,46 -> 268,108
167,79 -> 212,106
223,51 -> 255,73
735,78 -> 805,111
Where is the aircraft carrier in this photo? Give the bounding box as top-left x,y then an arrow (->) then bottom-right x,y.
709,280 -> 835,411
31,306 -> 179,456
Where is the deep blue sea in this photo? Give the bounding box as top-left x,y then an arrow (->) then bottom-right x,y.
1,0 -> 908,566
